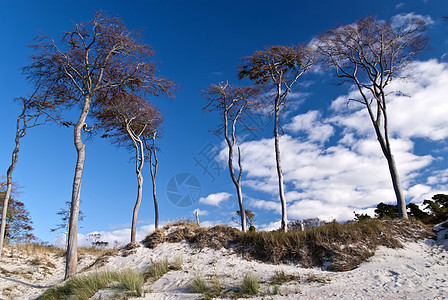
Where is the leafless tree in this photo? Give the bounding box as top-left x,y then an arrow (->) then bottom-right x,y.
0,89 -> 62,256
50,200 -> 85,250
23,12 -> 173,279
238,46 -> 314,232
144,131 -> 160,229
94,89 -> 163,243
316,15 -> 428,219
203,82 -> 262,232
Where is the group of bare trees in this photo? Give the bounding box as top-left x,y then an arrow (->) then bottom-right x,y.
1,12 -> 429,281
204,15 -> 428,232
0,12 -> 173,279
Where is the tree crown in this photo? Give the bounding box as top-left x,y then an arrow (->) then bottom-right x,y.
238,45 -> 312,86
23,11 -> 174,107
316,15 -> 428,87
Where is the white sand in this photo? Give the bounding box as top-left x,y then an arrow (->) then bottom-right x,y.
1,224 -> 447,299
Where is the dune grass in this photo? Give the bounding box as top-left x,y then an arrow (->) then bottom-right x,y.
141,218 -> 432,271
37,269 -> 144,300
144,258 -> 170,281
240,273 -> 260,295
190,274 -> 208,294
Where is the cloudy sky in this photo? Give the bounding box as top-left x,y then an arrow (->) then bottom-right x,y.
0,0 -> 447,246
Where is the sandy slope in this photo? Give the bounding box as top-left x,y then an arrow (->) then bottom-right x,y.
0,224 -> 447,300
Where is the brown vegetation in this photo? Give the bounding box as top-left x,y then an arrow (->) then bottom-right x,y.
141,219 -> 433,271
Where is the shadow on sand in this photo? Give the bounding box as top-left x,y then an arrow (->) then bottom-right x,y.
0,275 -> 53,289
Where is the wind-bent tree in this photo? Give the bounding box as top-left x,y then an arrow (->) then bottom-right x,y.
0,192 -> 36,244
316,15 -> 428,219
0,90 -> 61,256
144,131 -> 161,229
203,82 -> 262,232
94,90 -> 163,243
238,46 -> 314,232
23,12 -> 173,279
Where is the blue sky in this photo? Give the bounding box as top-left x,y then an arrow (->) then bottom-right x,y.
1,0 -> 448,246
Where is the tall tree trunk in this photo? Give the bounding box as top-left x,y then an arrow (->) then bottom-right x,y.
386,154 -> 408,219
0,169 -> 16,255
372,123 -> 408,219
227,143 -> 246,232
274,94 -> 288,232
1,113 -> 27,255
367,102 -> 408,220
0,170 -> 14,255
150,155 -> 159,230
131,171 -> 143,242
224,110 -> 246,232
131,137 -> 145,242
148,135 -> 159,230
65,95 -> 92,280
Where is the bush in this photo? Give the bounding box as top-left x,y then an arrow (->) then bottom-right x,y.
375,202 -> 399,219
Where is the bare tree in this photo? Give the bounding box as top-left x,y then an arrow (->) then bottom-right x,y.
316,15 -> 428,219
50,200 -> 85,249
238,46 -> 314,232
94,90 -> 163,243
0,89 -> 61,256
144,131 -> 160,229
203,82 -> 262,232
23,12 -> 173,279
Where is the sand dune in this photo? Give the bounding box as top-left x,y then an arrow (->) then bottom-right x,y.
0,223 -> 447,299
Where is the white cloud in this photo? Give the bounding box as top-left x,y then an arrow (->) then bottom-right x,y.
65,224 -> 156,248
391,12 -> 434,30
258,220 -> 282,231
330,60 -> 448,142
199,192 -> 232,206
230,59 -> 448,223
285,110 -> 334,143
193,208 -> 209,216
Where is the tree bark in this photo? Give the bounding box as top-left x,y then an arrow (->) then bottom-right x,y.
0,168 -> 16,255
148,135 -> 159,230
274,93 -> 288,232
0,111 -> 27,255
65,95 -> 91,280
372,122 -> 408,219
131,171 -> 143,242
227,143 -> 246,232
224,108 -> 246,232
130,138 -> 145,243
365,98 -> 408,220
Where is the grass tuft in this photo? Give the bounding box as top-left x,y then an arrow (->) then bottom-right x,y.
306,273 -> 331,284
270,270 -> 300,285
37,269 -> 144,300
144,258 -> 170,281
241,273 -> 259,295
189,274 -> 208,294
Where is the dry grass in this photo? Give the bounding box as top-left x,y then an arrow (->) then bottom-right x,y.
144,258 -> 170,281
142,229 -> 167,249
141,218 -> 433,272
10,242 -> 65,258
189,274 -> 208,294
240,273 -> 260,295
270,270 -> 300,285
239,219 -> 433,271
37,269 -> 144,300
